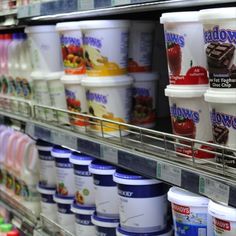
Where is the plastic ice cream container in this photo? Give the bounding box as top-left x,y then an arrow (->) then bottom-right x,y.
53,194 -> 75,234
168,187 -> 209,236
160,12 -> 208,85
25,25 -> 63,72
69,151 -> 95,205
130,72 -> 158,128
81,75 -> 133,137
128,21 -> 155,73
71,201 -> 96,236
91,211 -> 119,236
199,7 -> 236,90
165,85 -> 214,159
89,160 -> 119,218
56,22 -> 86,75
208,200 -> 236,236
51,145 -> 75,198
80,20 -> 130,76
113,168 -> 167,233
204,89 -> 236,171
61,74 -> 89,131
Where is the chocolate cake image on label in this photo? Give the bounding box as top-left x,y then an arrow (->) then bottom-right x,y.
213,124 -> 229,145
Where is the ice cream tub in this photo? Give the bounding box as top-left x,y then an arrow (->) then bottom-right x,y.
168,187 -> 209,236
81,75 -> 133,137
89,160 -> 119,218
160,12 -> 208,85
69,151 -> 95,205
199,7 -> 236,89
130,72 -> 158,128
71,201 -> 96,236
208,200 -> 236,236
128,21 -> 155,72
165,85 -> 214,159
113,168 -> 167,233
80,20 -> 130,76
56,22 -> 86,75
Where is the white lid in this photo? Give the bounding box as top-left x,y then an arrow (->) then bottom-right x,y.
129,72 -> 159,82
51,145 -> 71,158
92,212 -> 119,228
53,194 -> 74,204
25,25 -> 56,34
45,71 -> 64,81
165,85 -> 208,98
61,74 -> 87,84
79,20 -> 130,29
81,75 -> 133,88
71,202 -> 95,215
30,71 -> 46,80
37,146 -> 52,152
199,7 -> 236,21
69,152 -> 94,165
204,89 -> 236,104
208,200 -> 236,221
89,160 -> 116,175
160,11 -> 199,24
168,187 -> 209,207
56,22 -> 82,31
37,185 -> 56,195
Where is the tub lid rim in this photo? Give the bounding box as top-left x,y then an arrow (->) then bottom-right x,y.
204,89 -> 236,104
160,11 -> 199,23
56,21 -> 83,31
79,20 -> 130,29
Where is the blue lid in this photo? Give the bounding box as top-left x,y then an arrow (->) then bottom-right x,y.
72,201 -> 96,211
114,168 -> 148,180
51,145 -> 71,158
93,212 -> 119,223
12,33 -> 21,40
89,160 -> 116,171
54,193 -> 74,204
70,151 -> 95,165
38,182 -> 56,191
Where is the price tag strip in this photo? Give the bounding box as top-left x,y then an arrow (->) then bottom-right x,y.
51,131 -> 77,150
101,145 -> 118,164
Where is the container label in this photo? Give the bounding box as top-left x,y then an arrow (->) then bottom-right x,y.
75,214 -> 93,226
213,217 -> 236,236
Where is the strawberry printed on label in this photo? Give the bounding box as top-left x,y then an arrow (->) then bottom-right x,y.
167,43 -> 182,76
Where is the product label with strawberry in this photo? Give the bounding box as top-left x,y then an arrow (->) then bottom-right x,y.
164,23 -> 208,85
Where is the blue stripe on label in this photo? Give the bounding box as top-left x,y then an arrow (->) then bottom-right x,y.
76,214 -> 93,226
175,222 -> 207,236
55,157 -> 73,168
96,226 -> 116,236
39,153 -> 54,161
57,203 -> 73,214
93,174 -> 116,187
118,183 -> 166,198
41,193 -> 55,203
74,164 -> 91,176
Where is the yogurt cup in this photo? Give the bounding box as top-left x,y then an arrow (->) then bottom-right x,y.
80,20 -> 130,76
130,72 -> 158,128
61,74 -> 89,131
25,26 -> 63,72
71,201 -> 96,236
160,12 -> 208,85
204,89 -> 236,171
56,22 -> 86,75
128,21 -> 155,72
91,211 -> 119,236
113,168 -> 167,233
199,7 -> 236,90
89,160 -> 119,218
53,194 -> 75,234
168,187 -> 209,236
51,146 -> 75,198
69,151 -> 95,205
165,85 -> 214,159
208,200 -> 236,236
81,75 -> 133,137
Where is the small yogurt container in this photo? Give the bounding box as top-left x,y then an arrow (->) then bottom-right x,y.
91,211 -> 119,236
69,151 -> 95,205
130,72 -> 158,128
61,74 -> 89,131
165,85 -> 214,159
56,22 -> 86,75
51,146 -> 75,198
199,7 -> 236,90
160,12 -> 208,85
71,201 -> 96,236
89,160 -> 119,218
128,21 -> 155,72
80,20 -> 130,76
208,200 -> 236,236
81,75 -> 133,137
168,187 -> 209,236
113,168 -> 167,233
53,194 -> 75,234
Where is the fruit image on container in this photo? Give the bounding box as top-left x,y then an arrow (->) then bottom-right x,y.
167,43 -> 182,76
57,182 -> 69,196
75,191 -> 85,204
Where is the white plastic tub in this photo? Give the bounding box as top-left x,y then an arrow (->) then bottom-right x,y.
89,160 -> 119,218
56,22 -> 86,75
199,7 -> 236,90
160,12 -> 208,85
69,152 -> 95,205
128,21 -> 155,73
113,168 -> 167,233
25,25 -> 63,72
80,20 -> 130,76
71,201 -> 96,236
130,72 -> 158,128
208,200 -> 236,236
81,75 -> 133,137
168,187 -> 209,236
